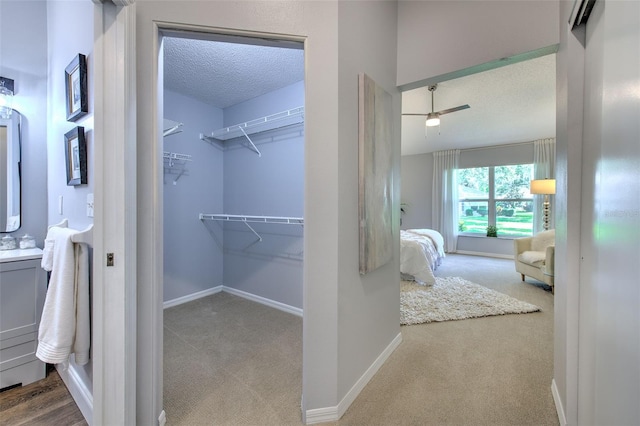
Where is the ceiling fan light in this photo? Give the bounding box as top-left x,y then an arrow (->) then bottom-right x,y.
425,113 -> 440,127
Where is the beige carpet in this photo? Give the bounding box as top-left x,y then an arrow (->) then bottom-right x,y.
400,276 -> 541,325
164,254 -> 558,425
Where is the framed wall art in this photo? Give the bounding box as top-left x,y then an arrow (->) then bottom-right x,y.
65,53 -> 88,122
358,73 -> 393,274
65,126 -> 87,186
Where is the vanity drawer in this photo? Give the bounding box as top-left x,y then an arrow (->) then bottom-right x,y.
0,255 -> 46,388
1,340 -> 37,369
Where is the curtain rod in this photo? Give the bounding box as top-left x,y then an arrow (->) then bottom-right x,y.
461,140 -> 536,152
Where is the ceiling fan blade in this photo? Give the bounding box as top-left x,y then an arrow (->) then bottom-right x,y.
436,104 -> 470,116
402,113 -> 429,116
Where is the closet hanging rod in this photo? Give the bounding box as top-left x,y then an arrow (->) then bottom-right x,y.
200,106 -> 304,143
199,213 -> 304,225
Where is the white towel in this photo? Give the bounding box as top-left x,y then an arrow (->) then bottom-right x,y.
41,237 -> 55,271
36,226 -> 90,366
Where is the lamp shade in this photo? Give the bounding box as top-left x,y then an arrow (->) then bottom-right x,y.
530,179 -> 556,195
425,112 -> 440,127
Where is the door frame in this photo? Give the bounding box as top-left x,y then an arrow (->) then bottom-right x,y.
151,20 -> 307,422
92,0 -> 138,424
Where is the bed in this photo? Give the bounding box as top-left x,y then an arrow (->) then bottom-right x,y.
400,229 -> 445,286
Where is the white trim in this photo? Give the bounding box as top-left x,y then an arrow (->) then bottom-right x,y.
305,405 -> 339,425
222,286 -> 303,317
163,286 -> 223,309
552,379 -> 567,426
304,332 -> 403,424
162,285 -> 302,317
158,409 -> 167,426
57,363 -> 93,425
92,2 -> 137,424
455,250 -> 514,260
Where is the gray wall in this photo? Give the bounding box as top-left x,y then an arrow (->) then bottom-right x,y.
400,153 -> 433,230
0,0 -> 48,245
163,89 -> 224,302
222,81 -> 304,309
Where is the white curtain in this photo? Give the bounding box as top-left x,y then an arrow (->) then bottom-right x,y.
533,138 -> 556,234
432,149 -> 460,252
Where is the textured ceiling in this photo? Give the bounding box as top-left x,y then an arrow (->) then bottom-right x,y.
401,53 -> 556,156
163,36 -> 555,156
163,37 -> 304,109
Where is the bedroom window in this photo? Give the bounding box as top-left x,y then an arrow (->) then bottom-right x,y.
457,164 -> 534,237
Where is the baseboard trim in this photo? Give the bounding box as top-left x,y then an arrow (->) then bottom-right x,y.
222,286 -> 303,317
551,379 -> 567,426
158,409 -> 167,426
456,250 -> 514,260
304,332 -> 403,424
163,286 -> 223,309
162,285 -> 302,317
56,363 -> 93,425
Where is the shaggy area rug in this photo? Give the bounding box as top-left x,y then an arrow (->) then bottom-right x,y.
400,276 -> 541,325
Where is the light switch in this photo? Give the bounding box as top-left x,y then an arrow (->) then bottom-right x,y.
58,195 -> 63,215
87,193 -> 94,217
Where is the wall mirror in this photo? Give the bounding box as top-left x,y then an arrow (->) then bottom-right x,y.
0,110 -> 21,233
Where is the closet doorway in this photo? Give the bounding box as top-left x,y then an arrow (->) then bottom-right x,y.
159,30 -> 305,424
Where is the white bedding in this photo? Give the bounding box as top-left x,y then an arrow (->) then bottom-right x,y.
400,229 -> 445,286
404,229 -> 445,258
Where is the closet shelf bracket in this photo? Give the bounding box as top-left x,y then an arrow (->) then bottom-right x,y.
239,127 -> 261,157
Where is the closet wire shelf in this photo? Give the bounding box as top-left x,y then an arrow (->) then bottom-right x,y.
199,213 -> 304,242
200,106 -> 304,157
164,151 -> 192,166
164,152 -> 192,184
163,118 -> 183,137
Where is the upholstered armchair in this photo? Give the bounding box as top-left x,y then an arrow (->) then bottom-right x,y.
514,229 -> 555,292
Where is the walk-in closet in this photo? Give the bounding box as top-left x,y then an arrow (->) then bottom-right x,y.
161,33 -> 305,424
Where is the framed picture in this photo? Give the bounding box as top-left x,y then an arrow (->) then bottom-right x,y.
65,126 -> 87,186
65,54 -> 88,122
358,73 -> 393,274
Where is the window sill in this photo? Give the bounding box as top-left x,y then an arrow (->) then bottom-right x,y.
458,233 -> 521,240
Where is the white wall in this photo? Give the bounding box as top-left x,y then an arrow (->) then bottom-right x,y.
46,1 -> 95,233
575,1 -> 639,424
554,1 -> 585,423
0,0 -> 48,244
134,1 -> 401,422
163,89 -> 224,303
337,0 -> 400,404
46,0 -> 95,417
397,0 -> 559,89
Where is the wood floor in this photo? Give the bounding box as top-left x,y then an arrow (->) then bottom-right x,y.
0,368 -> 86,426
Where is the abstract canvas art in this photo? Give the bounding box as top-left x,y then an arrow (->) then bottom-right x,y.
358,73 -> 393,274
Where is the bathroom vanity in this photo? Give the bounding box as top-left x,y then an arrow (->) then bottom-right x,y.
0,248 -> 47,389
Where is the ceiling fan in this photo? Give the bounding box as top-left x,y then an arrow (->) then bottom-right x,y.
403,84 -> 470,127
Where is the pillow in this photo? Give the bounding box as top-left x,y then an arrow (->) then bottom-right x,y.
532,229 -> 555,252
519,250 -> 546,265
